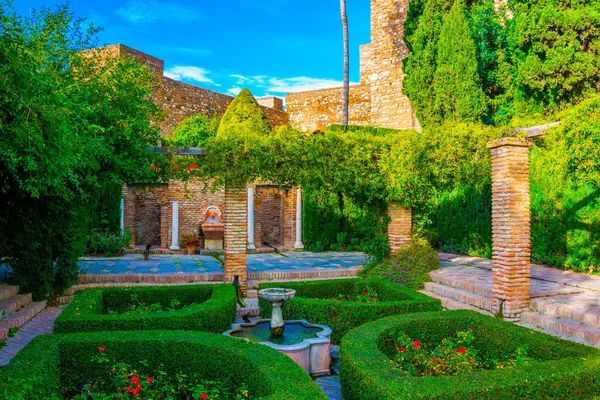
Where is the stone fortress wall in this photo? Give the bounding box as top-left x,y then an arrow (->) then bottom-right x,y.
286,0 -> 421,132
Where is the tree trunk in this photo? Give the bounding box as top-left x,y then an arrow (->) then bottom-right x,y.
340,0 -> 349,125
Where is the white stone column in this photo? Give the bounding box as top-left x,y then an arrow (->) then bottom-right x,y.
247,187 -> 256,250
294,188 -> 304,249
119,198 -> 124,234
170,201 -> 180,250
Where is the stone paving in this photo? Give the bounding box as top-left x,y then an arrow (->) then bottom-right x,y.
0,306 -> 64,367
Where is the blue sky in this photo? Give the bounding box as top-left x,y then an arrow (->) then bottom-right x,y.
16,0 -> 371,99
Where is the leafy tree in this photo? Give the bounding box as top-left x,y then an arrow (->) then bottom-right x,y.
170,113 -> 219,148
0,2 -> 162,298
433,0 -> 487,122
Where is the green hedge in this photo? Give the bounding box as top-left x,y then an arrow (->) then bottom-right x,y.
0,330 -> 326,400
258,278 -> 441,343
340,310 -> 600,400
54,284 -> 236,333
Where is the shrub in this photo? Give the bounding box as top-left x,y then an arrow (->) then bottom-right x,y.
170,113 -> 219,148
359,242 -> 439,289
0,330 -> 326,400
54,284 -> 236,333
340,311 -> 600,400
258,278 -> 441,343
84,229 -> 131,256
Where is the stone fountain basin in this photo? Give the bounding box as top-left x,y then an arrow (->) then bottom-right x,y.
201,223 -> 224,240
224,319 -> 331,377
259,288 -> 296,303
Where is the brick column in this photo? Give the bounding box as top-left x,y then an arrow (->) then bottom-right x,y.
387,203 -> 412,253
487,137 -> 532,321
224,186 -> 247,292
122,184 -> 136,246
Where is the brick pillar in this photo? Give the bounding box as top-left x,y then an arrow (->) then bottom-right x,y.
487,137 -> 531,321
224,186 -> 247,292
387,203 -> 412,252
283,188 -> 297,250
122,184 -> 136,246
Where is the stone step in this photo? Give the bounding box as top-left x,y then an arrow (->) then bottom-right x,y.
419,290 -> 494,316
0,300 -> 47,341
429,270 -> 492,298
0,293 -> 32,321
237,298 -> 260,318
423,282 -> 493,312
521,311 -> 600,347
531,298 -> 600,329
0,285 -> 19,303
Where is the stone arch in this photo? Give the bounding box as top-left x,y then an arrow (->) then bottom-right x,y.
135,191 -> 162,246
255,187 -> 288,248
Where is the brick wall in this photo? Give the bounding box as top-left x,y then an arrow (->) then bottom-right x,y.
487,137 -> 531,321
224,186 -> 247,290
253,186 -> 298,250
286,0 -> 420,132
134,191 -> 162,246
256,96 -> 284,111
387,203 -> 412,252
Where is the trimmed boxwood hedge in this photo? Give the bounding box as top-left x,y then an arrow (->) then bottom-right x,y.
258,278 -> 442,343
0,330 -> 326,400
54,284 -> 236,333
340,310 -> 600,400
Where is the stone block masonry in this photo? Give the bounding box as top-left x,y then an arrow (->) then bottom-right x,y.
87,44 -> 288,137
487,137 -> 532,321
387,203 -> 412,252
286,0 -> 421,132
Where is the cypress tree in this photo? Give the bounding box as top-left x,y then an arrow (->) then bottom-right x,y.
216,88 -> 273,139
433,0 -> 487,122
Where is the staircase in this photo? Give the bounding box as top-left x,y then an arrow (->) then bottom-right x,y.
0,285 -> 47,341
421,262 -> 600,348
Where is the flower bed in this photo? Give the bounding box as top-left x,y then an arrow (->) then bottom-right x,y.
258,278 -> 441,343
54,284 -> 236,333
0,330 -> 326,399
340,310 -> 600,399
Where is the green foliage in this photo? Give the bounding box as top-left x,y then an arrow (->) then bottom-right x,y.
434,0 -> 488,122
340,311 -> 600,400
0,330 -> 325,400
0,3 -> 163,299
84,230 -> 131,256
258,279 -> 441,343
54,285 -> 236,333
216,88 -> 273,140
359,242 -> 440,289
170,113 -> 219,148
509,0 -> 600,114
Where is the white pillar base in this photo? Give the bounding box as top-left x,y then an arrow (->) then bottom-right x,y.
247,244 -> 256,250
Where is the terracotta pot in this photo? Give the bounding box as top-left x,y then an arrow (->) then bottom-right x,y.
186,245 -> 196,255
202,223 -> 224,241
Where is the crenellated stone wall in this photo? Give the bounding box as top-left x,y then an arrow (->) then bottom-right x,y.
90,44 -> 288,137
286,0 -> 420,132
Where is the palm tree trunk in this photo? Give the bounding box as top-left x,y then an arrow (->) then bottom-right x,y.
340,0 -> 349,125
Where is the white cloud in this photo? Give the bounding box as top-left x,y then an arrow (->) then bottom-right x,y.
266,76 -> 354,93
227,87 -> 242,96
116,1 -> 201,25
164,66 -> 215,85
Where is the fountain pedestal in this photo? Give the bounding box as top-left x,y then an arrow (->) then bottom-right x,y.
258,288 -> 296,337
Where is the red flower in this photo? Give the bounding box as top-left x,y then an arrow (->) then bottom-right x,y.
150,164 -> 157,169
457,348 -> 467,354
200,393 -> 208,400
132,386 -> 141,397
126,386 -> 133,394
399,347 -> 407,353
433,358 -> 438,363
130,376 -> 141,386
469,357 -> 474,362
469,328 -> 473,332
146,376 -> 153,383
365,292 -> 369,296
97,346 -> 105,352
186,163 -> 198,170
412,341 -> 421,350
173,164 -> 179,169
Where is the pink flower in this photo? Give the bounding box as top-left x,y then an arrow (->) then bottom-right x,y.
97,346 -> 105,352
412,341 -> 421,350
133,386 -> 141,396
457,348 -> 467,354
130,376 -> 141,386
146,376 -> 153,383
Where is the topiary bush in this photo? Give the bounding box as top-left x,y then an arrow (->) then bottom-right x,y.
258,278 -> 441,343
216,88 -> 273,139
54,284 -> 236,333
340,310 -> 600,400
359,242 -> 440,289
0,330 -> 326,400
